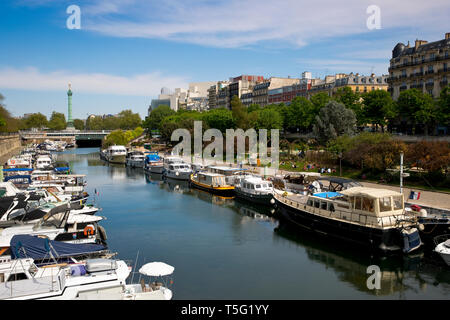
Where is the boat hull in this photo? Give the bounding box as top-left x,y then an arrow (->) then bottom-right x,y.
275,197 -> 416,254
190,179 -> 235,197
107,155 -> 126,164
164,171 -> 191,181
126,160 -> 144,168
235,187 -> 273,205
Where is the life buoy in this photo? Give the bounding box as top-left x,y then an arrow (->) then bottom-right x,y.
83,225 -> 95,236
11,160 -> 15,165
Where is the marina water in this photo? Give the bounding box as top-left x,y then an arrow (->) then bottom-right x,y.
60,148 -> 450,299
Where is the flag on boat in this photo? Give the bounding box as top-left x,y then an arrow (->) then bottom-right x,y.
409,191 -> 421,200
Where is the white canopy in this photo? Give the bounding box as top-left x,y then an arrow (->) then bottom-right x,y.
139,262 -> 174,276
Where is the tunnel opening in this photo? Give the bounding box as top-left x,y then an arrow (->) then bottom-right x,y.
76,139 -> 103,148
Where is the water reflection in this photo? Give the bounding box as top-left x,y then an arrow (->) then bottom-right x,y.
59,148 -> 450,299
274,222 -> 450,297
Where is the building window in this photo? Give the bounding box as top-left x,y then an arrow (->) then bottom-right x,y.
364,87 -> 367,92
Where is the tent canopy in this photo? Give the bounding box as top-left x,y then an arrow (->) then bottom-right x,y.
139,262 -> 174,276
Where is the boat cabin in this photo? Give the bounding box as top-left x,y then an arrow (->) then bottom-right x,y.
193,172 -> 229,187
304,187 -> 406,228
239,177 -> 273,195
107,146 -> 127,156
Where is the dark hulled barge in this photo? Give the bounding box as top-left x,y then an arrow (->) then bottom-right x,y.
274,187 -> 422,254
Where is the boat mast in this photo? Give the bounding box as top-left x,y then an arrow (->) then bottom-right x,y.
400,151 -> 403,194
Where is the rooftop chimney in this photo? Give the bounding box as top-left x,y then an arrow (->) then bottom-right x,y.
415,39 -> 428,49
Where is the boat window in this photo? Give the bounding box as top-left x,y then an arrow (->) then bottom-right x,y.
307,199 -> 313,206
362,198 -> 375,212
314,200 -> 320,208
379,197 -> 392,212
354,197 -> 363,210
7,272 -> 28,281
393,196 -> 403,210
255,185 -> 261,189
328,203 -> 335,212
320,201 -> 327,210
268,183 -> 273,188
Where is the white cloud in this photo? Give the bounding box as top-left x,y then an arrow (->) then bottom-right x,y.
79,0 -> 450,48
0,67 -> 189,96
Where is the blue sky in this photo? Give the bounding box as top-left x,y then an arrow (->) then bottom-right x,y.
1,0 -> 449,120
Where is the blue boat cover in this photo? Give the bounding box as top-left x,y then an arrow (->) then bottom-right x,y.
4,175 -> 32,183
313,192 -> 342,198
10,235 -> 106,260
54,167 -> 70,172
145,153 -> 161,163
3,168 -> 33,172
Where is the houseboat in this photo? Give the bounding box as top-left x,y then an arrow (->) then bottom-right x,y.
35,155 -> 53,170
126,151 -> 145,168
103,146 -> 127,164
164,162 -> 192,181
273,186 -> 422,254
207,166 -> 249,186
235,176 -> 274,205
144,152 -> 164,174
190,172 -> 235,196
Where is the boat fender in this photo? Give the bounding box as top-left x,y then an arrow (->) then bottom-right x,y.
84,224 -> 95,236
418,224 -> 425,231
270,198 -> 275,204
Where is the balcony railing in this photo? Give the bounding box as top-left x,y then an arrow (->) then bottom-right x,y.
440,80 -> 448,86
425,82 -> 434,88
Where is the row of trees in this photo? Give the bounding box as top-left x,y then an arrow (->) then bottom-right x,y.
326,133 -> 450,184
144,85 -> 449,146
86,110 -> 142,131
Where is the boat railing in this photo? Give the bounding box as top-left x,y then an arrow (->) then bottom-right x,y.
274,193 -> 409,229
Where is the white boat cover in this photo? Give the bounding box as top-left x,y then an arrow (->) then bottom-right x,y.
139,262 -> 174,276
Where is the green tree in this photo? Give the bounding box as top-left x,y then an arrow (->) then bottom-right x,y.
25,113 -> 48,129
86,116 -> 103,130
313,101 -> 357,143
117,109 -> 142,130
256,108 -> 283,131
231,95 -> 251,130
48,112 -> 67,130
73,119 -> 85,130
334,87 -> 364,125
437,86 -> 450,126
201,108 -> 234,133
286,97 -> 317,132
310,92 -> 331,111
397,89 -> 437,135
362,89 -> 397,132
103,130 -> 129,148
143,105 -> 175,132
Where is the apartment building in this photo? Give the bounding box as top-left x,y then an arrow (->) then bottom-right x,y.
252,77 -> 300,106
388,33 -> 450,100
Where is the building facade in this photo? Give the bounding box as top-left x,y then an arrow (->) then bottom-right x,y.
252,77 -> 300,106
388,33 -> 450,100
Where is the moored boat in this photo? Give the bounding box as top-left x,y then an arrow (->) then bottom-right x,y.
273,186 -> 422,254
104,146 -> 127,164
235,176 -> 274,205
144,152 -> 164,174
190,172 -> 235,196
126,151 -> 145,168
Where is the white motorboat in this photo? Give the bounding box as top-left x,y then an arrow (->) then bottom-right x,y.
434,236 -> 450,266
235,176 -> 274,205
35,155 -> 53,170
126,151 -> 145,168
144,153 -> 164,174
164,163 -> 192,180
104,146 -> 127,164
0,258 -> 173,300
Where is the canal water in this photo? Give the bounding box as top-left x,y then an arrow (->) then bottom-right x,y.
59,148 -> 450,299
